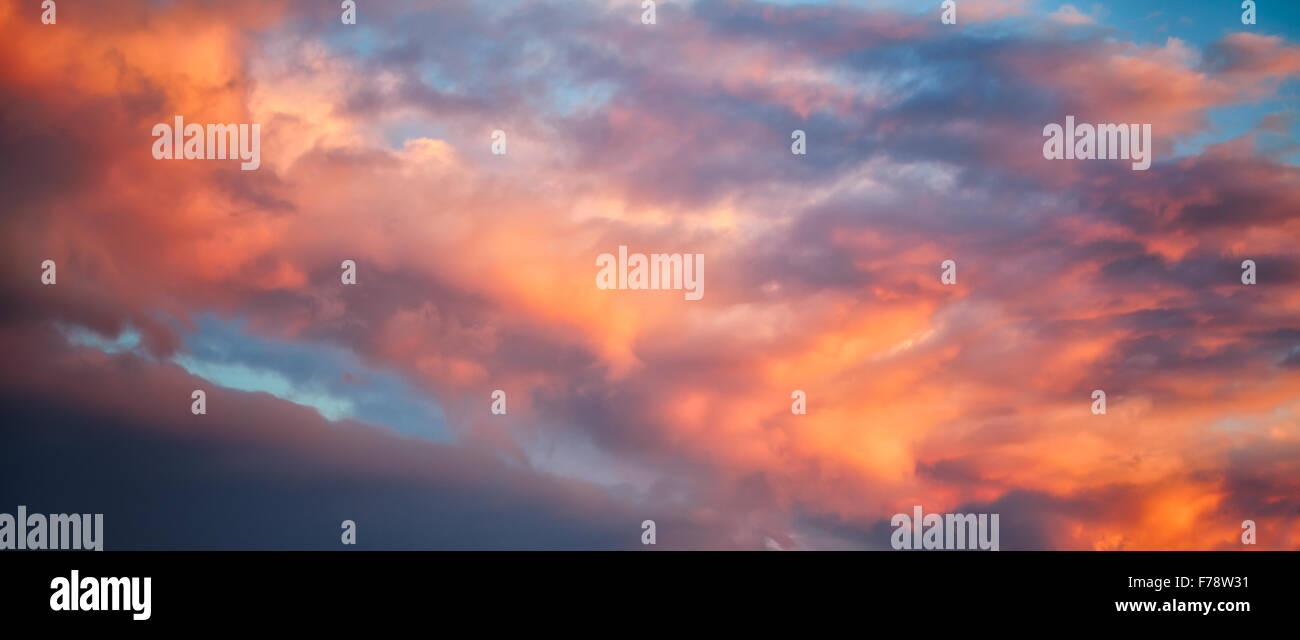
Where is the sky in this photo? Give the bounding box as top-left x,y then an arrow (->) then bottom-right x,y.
1,0 -> 1298,550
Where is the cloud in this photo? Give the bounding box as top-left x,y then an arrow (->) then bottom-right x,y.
0,0 -> 1297,549
0,322 -> 760,549
1048,4 -> 1096,26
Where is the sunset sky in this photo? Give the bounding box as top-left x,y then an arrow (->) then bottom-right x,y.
1,0 -> 1298,549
